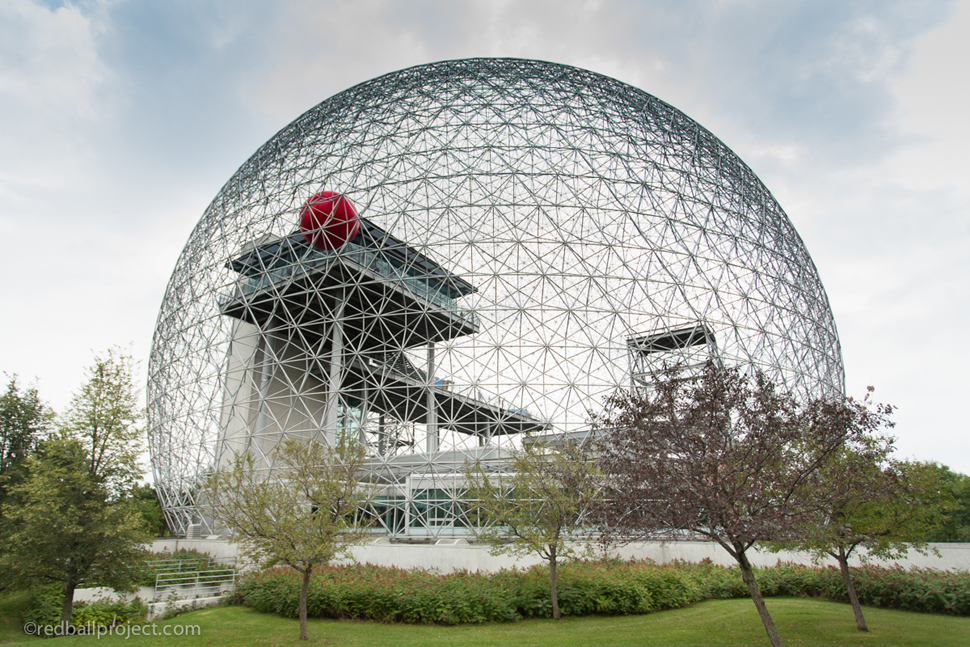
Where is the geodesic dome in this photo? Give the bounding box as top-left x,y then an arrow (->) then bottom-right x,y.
148,58 -> 843,537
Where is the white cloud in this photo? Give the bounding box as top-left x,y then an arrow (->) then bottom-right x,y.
891,1 -> 970,195
0,0 -> 106,114
241,0 -> 670,122
0,0 -> 111,191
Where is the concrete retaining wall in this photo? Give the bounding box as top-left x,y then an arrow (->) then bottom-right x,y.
151,538 -> 970,572
70,538 -> 968,617
146,595 -> 223,620
73,586 -> 154,604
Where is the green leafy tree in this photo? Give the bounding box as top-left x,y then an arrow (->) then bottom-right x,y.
923,465 -> 970,542
1,346 -> 150,628
58,349 -> 143,496
2,438 -> 149,628
464,438 -> 603,620
770,435 -> 950,631
132,483 -> 170,537
204,438 -> 372,641
0,375 -> 52,514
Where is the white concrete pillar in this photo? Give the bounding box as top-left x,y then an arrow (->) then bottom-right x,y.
324,299 -> 346,445
251,319 -> 279,455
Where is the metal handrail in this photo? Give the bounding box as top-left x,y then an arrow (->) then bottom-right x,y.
152,563 -> 238,602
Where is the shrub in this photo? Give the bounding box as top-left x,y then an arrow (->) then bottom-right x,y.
234,559 -> 970,626
679,561 -> 821,600
136,548 -> 222,586
668,561 -> 970,617
238,565 -> 520,625
815,565 -> 970,616
236,560 -> 700,624
22,587 -> 147,634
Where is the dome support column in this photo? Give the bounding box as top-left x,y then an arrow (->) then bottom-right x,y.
251,316 -> 279,456
324,297 -> 346,446
426,341 -> 438,453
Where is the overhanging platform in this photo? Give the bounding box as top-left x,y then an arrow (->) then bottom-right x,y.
327,356 -> 546,439
220,233 -> 478,349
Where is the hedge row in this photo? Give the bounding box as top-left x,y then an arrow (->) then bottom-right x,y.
680,561 -> 970,616
234,561 -> 699,624
234,560 -> 970,625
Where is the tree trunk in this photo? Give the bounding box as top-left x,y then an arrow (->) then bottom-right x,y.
837,547 -> 868,632
549,548 -> 561,620
60,580 -> 76,634
299,567 -> 312,641
736,548 -> 784,647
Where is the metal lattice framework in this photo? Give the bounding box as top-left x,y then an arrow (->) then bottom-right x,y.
148,58 -> 843,538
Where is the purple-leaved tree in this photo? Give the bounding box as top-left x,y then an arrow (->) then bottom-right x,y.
596,361 -> 868,647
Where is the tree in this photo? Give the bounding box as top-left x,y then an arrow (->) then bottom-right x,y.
772,447 -> 952,632
58,349 -> 143,496
923,464 -> 970,542
204,438 -> 372,641
0,375 -> 52,513
132,483 -> 170,537
2,438 -> 150,627
596,361 -> 869,647
0,349 -> 150,628
464,438 -> 604,620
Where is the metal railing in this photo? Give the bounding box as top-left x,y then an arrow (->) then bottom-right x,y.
151,558 -> 237,602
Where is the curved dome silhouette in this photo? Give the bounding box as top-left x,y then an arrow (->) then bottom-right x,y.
148,58 -> 843,536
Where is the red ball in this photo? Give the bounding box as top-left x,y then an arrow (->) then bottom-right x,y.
299,191 -> 360,250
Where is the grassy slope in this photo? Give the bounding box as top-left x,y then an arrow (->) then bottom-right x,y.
2,597 -> 969,646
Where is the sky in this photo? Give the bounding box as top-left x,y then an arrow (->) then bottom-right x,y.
1,0 -> 968,473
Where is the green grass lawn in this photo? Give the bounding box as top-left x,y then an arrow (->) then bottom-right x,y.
2,597 -> 969,647
0,591 -> 39,645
